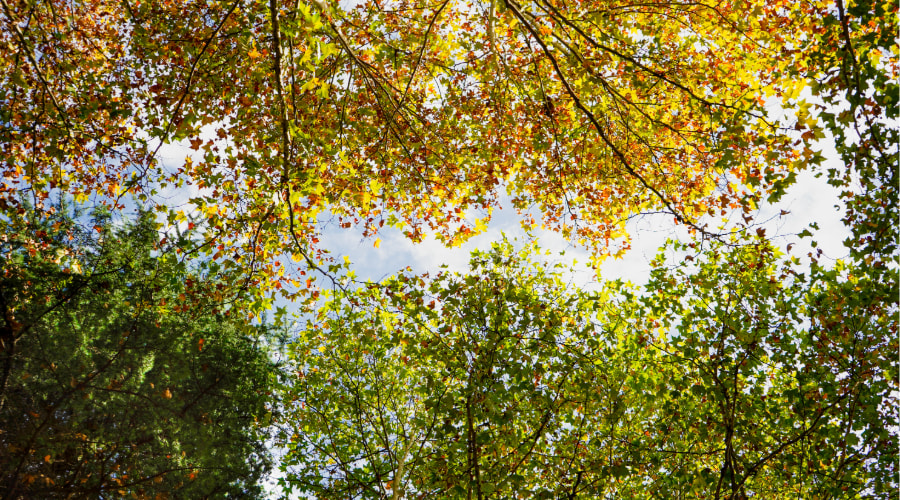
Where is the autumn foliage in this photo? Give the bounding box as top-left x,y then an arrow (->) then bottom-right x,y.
0,0 -> 897,497
3,0 -> 838,292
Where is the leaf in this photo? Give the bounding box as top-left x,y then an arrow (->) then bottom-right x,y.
11,71 -> 29,88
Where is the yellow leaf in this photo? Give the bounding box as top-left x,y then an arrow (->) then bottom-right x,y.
301,77 -> 321,92
374,238 -> 381,248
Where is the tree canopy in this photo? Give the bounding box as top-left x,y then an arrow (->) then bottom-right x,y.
276,234 -> 897,498
3,0 -> 851,296
0,0 -> 896,497
279,240 -> 621,497
0,206 -> 281,498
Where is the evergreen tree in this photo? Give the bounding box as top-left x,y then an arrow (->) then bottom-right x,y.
0,204 -> 280,499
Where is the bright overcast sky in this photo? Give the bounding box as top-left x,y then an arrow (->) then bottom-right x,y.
320,168 -> 848,285
151,127 -> 849,297
148,81 -> 850,306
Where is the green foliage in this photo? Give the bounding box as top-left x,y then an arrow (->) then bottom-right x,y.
278,235 -> 898,499
630,237 -> 897,498
0,205 -> 280,498
278,240 -> 631,498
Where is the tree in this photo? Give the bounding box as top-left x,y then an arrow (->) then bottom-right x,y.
278,240 -> 639,498
277,233 -> 897,499
781,0 -> 897,268
2,0 -> 813,303
0,203 -> 281,498
619,236 -> 897,498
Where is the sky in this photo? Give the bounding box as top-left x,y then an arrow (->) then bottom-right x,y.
316,163 -> 849,286
152,124 -> 850,297
147,77 -> 853,304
